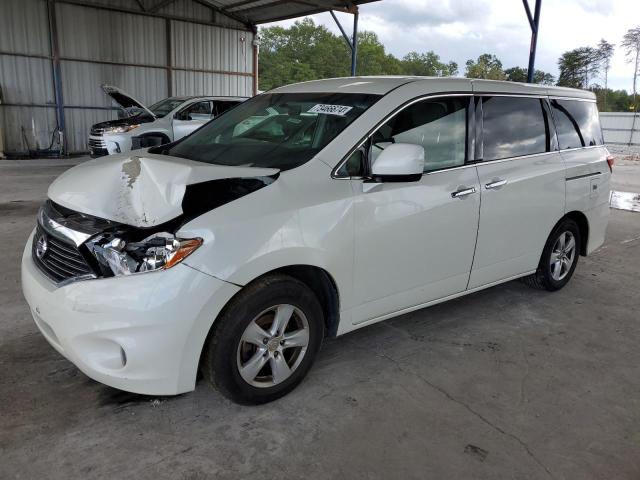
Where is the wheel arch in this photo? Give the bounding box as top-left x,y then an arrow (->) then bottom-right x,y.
197,264 -> 341,377
137,131 -> 171,144
229,264 -> 341,339
564,210 -> 589,256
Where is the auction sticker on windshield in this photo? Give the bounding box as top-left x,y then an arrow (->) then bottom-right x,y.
308,104 -> 353,116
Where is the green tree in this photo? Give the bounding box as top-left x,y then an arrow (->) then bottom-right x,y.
504,66 -> 555,85
465,54 -> 506,80
401,51 -> 457,76
592,87 -> 640,112
596,39 -> 615,110
557,47 -> 600,88
356,31 -> 404,76
258,19 -> 409,90
621,26 -> 640,110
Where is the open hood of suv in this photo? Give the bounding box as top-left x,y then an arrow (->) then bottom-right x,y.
48,154 -> 279,228
101,84 -> 156,119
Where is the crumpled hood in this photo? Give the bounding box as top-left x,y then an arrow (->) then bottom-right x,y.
48,153 -> 279,228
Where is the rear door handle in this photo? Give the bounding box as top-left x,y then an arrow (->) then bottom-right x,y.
485,179 -> 507,190
451,186 -> 476,198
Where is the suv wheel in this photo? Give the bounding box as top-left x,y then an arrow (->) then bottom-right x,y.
201,274 -> 324,404
523,218 -> 581,291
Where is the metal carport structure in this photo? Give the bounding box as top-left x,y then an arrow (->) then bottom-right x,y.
0,0 -> 378,157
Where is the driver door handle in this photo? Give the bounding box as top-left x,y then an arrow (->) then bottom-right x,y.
485,179 -> 507,190
451,186 -> 477,198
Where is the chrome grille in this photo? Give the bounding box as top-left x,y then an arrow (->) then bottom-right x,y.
32,224 -> 95,285
88,137 -> 106,148
90,126 -> 105,135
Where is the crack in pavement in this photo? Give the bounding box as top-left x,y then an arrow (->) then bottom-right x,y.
376,350 -> 556,480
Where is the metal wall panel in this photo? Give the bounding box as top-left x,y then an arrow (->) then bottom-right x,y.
61,61 -> 168,108
0,55 -> 55,104
1,0 -> 256,155
1,106 -> 57,152
56,3 -> 167,65
172,20 -> 253,73
172,70 -> 252,97
158,0 -> 215,24
0,0 -> 50,56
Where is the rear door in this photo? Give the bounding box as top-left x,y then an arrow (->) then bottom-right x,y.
468,95 -> 565,289
551,97 -> 610,253
213,100 -> 241,117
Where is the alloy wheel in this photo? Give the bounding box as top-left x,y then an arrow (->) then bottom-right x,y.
549,231 -> 576,281
236,304 -> 310,388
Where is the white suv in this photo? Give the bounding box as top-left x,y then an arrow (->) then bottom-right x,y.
88,85 -> 246,157
22,77 -> 611,404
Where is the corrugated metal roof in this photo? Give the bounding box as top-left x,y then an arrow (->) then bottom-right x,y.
205,0 -> 381,25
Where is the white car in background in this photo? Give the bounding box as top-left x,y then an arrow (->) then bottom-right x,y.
23,77 -> 611,404
88,85 -> 246,157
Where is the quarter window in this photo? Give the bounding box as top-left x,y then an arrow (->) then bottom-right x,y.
550,99 -> 603,149
214,101 -> 239,116
371,97 -> 468,172
482,96 -> 551,161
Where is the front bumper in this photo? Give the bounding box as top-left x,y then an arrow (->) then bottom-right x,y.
21,231 -> 240,395
88,134 -> 133,157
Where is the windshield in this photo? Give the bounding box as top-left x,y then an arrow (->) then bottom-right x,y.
149,98 -> 187,118
163,92 -> 381,170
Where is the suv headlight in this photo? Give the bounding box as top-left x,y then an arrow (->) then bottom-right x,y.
87,233 -> 202,277
105,124 -> 139,134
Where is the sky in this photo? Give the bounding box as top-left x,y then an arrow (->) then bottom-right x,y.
263,0 -> 640,91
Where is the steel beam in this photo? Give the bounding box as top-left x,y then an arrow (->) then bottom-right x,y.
47,0 -> 65,155
523,0 -> 542,83
330,8 -> 359,76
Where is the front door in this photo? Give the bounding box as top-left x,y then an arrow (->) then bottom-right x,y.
350,96 -> 481,325
468,95 -> 566,289
173,100 -> 214,140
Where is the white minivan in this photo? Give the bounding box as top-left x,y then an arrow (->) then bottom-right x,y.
22,77 -> 612,404
88,85 -> 246,157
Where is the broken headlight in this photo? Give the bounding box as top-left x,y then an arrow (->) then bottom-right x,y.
87,233 -> 202,277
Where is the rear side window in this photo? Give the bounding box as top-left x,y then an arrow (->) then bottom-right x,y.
482,96 -> 551,161
214,101 -> 239,116
550,99 -> 603,149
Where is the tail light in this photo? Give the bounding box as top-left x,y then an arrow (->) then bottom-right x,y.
606,154 -> 615,173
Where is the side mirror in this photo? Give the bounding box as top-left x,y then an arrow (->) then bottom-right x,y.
370,143 -> 424,182
176,112 -> 192,121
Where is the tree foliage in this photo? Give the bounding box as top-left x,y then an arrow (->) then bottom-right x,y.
401,51 -> 458,76
504,66 -> 555,85
258,20 -> 636,111
621,26 -> 640,103
258,19 -> 465,90
557,47 -> 602,88
464,54 -> 506,80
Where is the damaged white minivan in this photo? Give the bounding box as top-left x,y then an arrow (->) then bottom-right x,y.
22,77 -> 611,404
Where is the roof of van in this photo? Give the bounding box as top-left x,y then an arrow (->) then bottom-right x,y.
271,76 -> 595,100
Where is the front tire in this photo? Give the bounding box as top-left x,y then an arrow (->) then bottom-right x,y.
523,218 -> 581,291
201,274 -> 324,405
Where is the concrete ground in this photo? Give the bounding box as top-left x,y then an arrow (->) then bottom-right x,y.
1,156 -> 640,479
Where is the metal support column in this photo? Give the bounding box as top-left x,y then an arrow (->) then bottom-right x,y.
47,0 -> 66,154
330,7 -> 359,76
166,18 -> 173,97
522,0 -> 542,83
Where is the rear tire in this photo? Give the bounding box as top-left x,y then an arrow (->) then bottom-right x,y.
522,218 -> 581,291
201,274 -> 324,405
